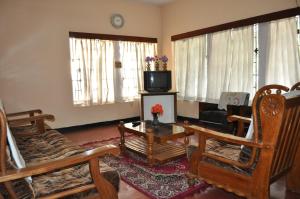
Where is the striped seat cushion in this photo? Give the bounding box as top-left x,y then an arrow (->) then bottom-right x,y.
8,130 -> 120,198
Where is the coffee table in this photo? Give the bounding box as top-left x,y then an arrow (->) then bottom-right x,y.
118,121 -> 193,165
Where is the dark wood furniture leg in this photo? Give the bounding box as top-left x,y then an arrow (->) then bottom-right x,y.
287,143 -> 300,193
118,122 -> 126,154
146,128 -> 154,165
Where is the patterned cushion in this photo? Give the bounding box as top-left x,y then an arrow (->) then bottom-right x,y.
187,139 -> 240,162
9,130 -> 120,198
187,139 -> 255,175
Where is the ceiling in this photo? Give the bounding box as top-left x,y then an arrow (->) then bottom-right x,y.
132,0 -> 175,5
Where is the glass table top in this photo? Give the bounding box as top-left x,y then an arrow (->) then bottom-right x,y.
124,121 -> 185,137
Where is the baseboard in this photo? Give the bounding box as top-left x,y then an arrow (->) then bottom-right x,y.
57,116 -> 199,133
56,116 -> 140,133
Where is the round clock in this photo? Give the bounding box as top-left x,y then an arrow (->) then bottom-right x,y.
111,14 -> 124,29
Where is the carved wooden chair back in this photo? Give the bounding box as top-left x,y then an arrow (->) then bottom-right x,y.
186,85 -> 300,199
256,86 -> 299,183
291,82 -> 300,90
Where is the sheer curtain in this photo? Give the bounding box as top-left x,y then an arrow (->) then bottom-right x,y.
173,35 -> 207,101
264,17 -> 300,87
70,38 -> 157,106
207,26 -> 254,101
116,41 -> 157,102
174,26 -> 253,102
69,38 -> 114,106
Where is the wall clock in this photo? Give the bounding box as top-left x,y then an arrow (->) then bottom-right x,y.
111,14 -> 124,29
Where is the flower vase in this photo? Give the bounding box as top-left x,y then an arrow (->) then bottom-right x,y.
155,63 -> 160,71
152,112 -> 159,127
162,63 -> 167,71
146,63 -> 151,71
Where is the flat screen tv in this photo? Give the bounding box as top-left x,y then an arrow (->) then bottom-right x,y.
144,71 -> 172,92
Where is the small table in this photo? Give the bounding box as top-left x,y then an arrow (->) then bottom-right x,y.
118,121 -> 192,165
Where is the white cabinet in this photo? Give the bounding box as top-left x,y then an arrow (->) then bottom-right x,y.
140,92 -> 177,123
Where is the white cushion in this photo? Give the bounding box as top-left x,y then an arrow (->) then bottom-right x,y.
218,92 -> 249,110
245,117 -> 254,140
283,90 -> 300,99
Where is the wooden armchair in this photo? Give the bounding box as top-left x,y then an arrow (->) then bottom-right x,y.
0,107 -> 120,198
185,85 -> 300,199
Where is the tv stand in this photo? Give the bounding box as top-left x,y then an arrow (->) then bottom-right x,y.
140,91 -> 177,123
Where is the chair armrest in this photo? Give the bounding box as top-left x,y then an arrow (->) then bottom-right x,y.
186,125 -> 265,168
8,114 -> 54,127
187,125 -> 261,148
0,144 -> 119,183
227,115 -> 251,123
227,115 -> 251,137
6,109 -> 42,117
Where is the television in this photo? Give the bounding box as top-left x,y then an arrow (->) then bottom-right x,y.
144,71 -> 172,92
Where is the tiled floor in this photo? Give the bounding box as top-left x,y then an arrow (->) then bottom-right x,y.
64,124 -> 300,199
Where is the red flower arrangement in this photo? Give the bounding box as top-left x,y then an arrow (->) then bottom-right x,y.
151,104 -> 163,116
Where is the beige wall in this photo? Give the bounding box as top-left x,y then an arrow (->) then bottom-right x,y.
0,0 -> 162,128
0,0 -> 297,127
161,0 -> 296,118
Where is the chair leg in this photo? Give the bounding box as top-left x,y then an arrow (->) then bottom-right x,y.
4,181 -> 18,199
249,185 -> 270,199
287,146 -> 300,193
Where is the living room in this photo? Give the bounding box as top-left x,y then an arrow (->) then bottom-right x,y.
1,0 -> 300,199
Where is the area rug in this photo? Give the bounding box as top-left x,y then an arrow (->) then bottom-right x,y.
81,136 -> 210,199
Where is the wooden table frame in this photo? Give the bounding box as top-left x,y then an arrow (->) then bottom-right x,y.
118,121 -> 192,165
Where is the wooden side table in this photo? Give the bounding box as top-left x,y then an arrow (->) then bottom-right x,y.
118,121 -> 192,165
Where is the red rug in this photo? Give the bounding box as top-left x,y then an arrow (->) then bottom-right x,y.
81,136 -> 209,199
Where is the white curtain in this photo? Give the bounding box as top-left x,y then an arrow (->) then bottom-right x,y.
207,26 -> 254,101
173,35 -> 207,101
264,17 -> 300,87
117,41 -> 157,102
70,38 -> 157,106
69,38 -> 114,106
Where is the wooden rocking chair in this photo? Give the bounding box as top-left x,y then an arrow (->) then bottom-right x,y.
185,85 -> 300,199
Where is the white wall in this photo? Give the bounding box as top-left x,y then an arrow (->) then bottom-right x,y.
161,0 -> 296,118
0,0 -> 162,128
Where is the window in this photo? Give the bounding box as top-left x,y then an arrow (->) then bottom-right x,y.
69,34 -> 157,106
174,16 -> 300,102
174,25 -> 254,101
261,16 -> 300,87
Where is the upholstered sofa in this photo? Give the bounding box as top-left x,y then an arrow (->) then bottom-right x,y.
0,101 -> 120,199
199,92 -> 251,133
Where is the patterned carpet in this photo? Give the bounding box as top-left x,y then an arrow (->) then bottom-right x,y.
80,136 -> 209,199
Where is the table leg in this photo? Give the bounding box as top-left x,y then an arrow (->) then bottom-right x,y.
184,120 -> 191,149
118,122 -> 125,153
184,134 -> 190,147
146,128 -> 154,165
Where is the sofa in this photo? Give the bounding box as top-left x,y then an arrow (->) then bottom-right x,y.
0,100 -> 120,199
199,92 -> 251,133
